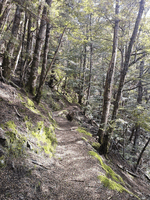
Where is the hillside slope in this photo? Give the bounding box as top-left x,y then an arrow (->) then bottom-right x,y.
0,82 -> 150,200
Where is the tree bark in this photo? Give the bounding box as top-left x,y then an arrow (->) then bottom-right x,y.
86,14 -> 93,105
34,26 -> 66,103
2,5 -> 21,80
0,0 -> 8,15
112,0 -> 145,120
26,5 -> 47,95
34,22 -> 51,103
0,2 -> 11,30
78,42 -> 86,105
134,137 -> 150,172
97,0 -> 119,149
132,60 -> 144,153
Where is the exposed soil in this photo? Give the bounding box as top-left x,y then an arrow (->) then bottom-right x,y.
0,82 -> 150,200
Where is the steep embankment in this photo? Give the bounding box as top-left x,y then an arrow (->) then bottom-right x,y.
0,82 -> 149,200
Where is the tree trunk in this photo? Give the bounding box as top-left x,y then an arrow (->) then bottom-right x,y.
132,60 -> 144,153
0,0 -> 8,15
2,5 -> 21,80
134,137 -> 150,172
20,15 -> 32,86
79,43 -> 86,105
112,0 -> 145,120
97,0 -> 119,149
86,14 -> 93,105
78,51 -> 83,104
0,2 -> 11,30
35,26 -> 66,103
34,22 -> 51,103
26,5 -> 47,95
19,13 -> 28,84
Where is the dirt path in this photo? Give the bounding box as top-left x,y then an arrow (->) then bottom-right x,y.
35,112 -> 137,200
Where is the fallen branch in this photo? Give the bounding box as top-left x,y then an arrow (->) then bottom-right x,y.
13,106 -> 22,118
31,160 -> 48,169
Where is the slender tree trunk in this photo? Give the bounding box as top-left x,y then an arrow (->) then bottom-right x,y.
97,0 -> 119,150
34,22 -> 51,103
21,15 -> 32,86
112,0 -> 145,120
34,26 -> 66,104
0,3 -> 11,30
27,5 -> 47,95
86,14 -> 93,105
0,0 -> 8,15
132,60 -> 144,153
79,43 -> 86,105
78,50 -> 83,104
19,13 -> 28,84
2,5 -> 21,80
134,137 -> 150,172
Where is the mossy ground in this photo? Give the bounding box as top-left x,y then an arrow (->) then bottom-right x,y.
0,121 -> 27,159
76,127 -> 92,137
89,151 -> 139,199
25,118 -> 57,157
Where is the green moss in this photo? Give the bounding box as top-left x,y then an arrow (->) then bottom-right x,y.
92,142 -> 100,150
98,175 -> 129,193
18,94 -> 41,115
3,121 -> 26,157
89,151 -> 139,199
39,103 -> 46,111
76,127 -> 92,137
81,137 -> 88,141
26,121 -> 57,157
18,93 -> 24,101
89,151 -> 124,184
5,121 -> 17,132
57,110 -> 68,117
48,112 -> 57,127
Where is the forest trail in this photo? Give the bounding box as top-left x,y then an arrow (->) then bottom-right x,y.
0,83 -> 149,200
33,110 -> 141,200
